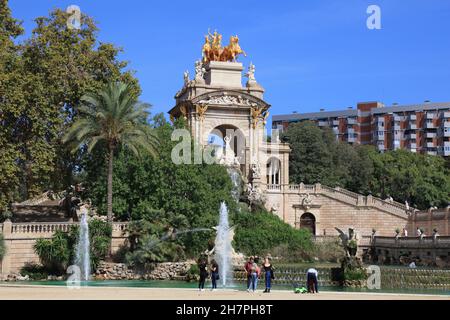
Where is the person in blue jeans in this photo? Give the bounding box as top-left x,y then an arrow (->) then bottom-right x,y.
210,259 -> 219,291
249,260 -> 261,292
262,257 -> 274,293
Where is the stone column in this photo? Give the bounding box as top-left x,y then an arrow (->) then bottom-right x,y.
1,220 -> 12,275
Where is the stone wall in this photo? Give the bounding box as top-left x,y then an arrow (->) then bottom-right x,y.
0,220 -> 128,275
94,261 -> 195,281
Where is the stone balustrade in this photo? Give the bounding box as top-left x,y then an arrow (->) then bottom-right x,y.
268,183 -> 409,218
373,236 -> 450,248
1,220 -> 130,275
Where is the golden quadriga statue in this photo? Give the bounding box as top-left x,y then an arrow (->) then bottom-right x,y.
202,31 -> 246,63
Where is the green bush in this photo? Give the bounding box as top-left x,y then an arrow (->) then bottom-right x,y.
20,263 -> 49,280
0,233 -> 6,259
34,219 -> 112,275
308,237 -> 346,263
125,210 -> 188,269
34,230 -> 72,275
344,268 -> 368,281
233,210 -> 313,257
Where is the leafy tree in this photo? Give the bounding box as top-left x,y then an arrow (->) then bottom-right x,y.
284,121 -> 337,185
0,0 -> 24,212
232,209 -> 313,257
125,207 -> 191,268
368,150 -> 450,209
0,5 -> 140,213
83,119 -> 234,256
63,82 -> 159,222
285,121 -> 450,209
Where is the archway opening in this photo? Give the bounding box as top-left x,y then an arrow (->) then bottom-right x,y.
207,125 -> 246,164
300,213 -> 316,236
266,157 -> 281,185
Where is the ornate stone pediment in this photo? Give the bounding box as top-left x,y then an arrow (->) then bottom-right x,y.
191,91 -> 269,109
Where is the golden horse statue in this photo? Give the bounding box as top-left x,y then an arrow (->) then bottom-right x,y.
202,31 -> 246,63
221,36 -> 247,62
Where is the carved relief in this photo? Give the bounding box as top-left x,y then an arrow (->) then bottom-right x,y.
198,94 -> 258,107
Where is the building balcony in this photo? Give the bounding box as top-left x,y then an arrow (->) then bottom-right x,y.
347,118 -> 357,125
427,151 -> 438,156
425,122 -> 436,129
332,120 -> 340,126
443,121 -> 450,128
406,133 -> 417,140
426,142 -> 436,148
426,113 -> 436,120
408,124 -> 417,130
408,114 -> 417,121
318,121 -> 329,127
332,127 -> 339,134
407,143 -> 417,149
426,132 -> 437,138
442,111 -> 450,118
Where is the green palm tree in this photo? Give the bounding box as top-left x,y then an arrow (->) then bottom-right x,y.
63,82 -> 159,223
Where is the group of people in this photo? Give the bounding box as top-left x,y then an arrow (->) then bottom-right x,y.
244,256 -> 275,293
197,256 -> 320,294
197,258 -> 220,291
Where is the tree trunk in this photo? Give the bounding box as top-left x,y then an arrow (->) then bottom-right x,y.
107,144 -> 114,223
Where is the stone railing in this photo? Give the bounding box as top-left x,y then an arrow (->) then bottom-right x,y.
1,221 -> 130,237
267,184 -> 282,191
270,183 -> 409,218
373,236 -> 450,248
10,222 -> 75,235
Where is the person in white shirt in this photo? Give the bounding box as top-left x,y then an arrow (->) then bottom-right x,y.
306,268 -> 319,293
416,227 -> 422,237
403,228 -> 408,237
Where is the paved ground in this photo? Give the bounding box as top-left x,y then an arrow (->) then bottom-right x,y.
0,285 -> 448,300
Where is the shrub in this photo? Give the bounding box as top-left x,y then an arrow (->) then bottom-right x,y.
309,237 -> 346,263
33,219 -> 112,275
344,268 -> 368,281
20,263 -> 49,280
186,264 -> 199,282
34,230 -> 72,275
233,210 -> 313,257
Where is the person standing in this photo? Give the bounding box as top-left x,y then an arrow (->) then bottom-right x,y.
244,256 -> 254,292
198,258 -> 208,292
250,260 -> 260,293
403,228 -> 408,237
210,259 -> 219,291
416,227 -> 422,237
306,268 -> 319,294
262,257 -> 274,293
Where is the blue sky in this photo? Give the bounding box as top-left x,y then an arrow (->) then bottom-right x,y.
9,0 -> 450,123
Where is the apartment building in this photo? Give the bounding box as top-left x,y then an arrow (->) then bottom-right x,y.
273,101 -> 450,156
